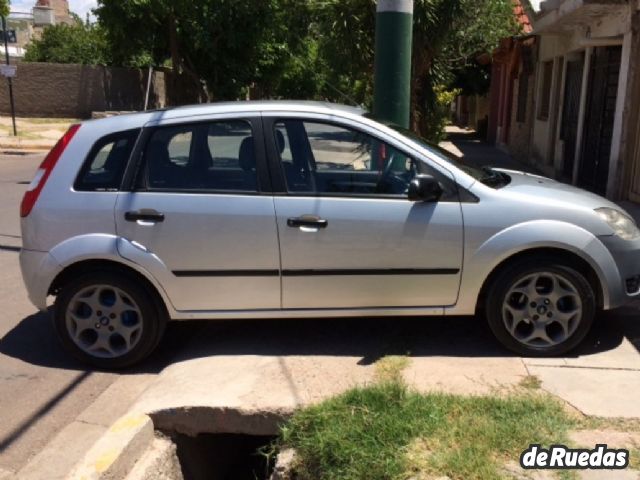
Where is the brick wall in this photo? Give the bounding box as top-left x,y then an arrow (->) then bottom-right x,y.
0,62 -> 201,118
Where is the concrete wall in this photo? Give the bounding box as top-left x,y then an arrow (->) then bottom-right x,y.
0,62 -> 201,118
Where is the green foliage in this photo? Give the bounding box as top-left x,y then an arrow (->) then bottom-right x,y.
24,21 -> 110,65
279,380 -> 573,480
96,0 -> 313,100
63,0 -> 519,138
0,0 -> 9,19
420,85 -> 461,143
303,0 -> 520,139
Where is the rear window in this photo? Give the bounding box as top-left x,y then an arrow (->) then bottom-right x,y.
75,129 -> 140,191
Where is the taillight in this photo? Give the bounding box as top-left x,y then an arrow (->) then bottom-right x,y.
20,124 -> 81,217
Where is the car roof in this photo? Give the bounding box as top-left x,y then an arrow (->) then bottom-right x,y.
83,100 -> 366,129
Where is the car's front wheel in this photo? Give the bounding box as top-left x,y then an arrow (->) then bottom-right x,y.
53,271 -> 167,368
486,258 -> 596,356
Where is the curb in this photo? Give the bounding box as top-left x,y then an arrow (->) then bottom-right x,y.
66,413 -> 154,480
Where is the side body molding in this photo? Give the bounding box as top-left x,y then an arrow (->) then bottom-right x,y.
449,220 -> 620,315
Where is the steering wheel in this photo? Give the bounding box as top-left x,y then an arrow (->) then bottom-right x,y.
376,153 -> 407,194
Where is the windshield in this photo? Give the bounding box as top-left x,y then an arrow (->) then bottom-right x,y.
385,123 -> 510,188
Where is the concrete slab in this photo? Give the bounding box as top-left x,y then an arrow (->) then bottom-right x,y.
524,339 -> 640,371
570,429 -> 640,449
404,355 -> 528,395
16,421 -> 106,480
527,365 -> 640,417
131,354 -> 375,436
0,467 -> 14,480
68,413 -> 154,480
77,374 -> 156,428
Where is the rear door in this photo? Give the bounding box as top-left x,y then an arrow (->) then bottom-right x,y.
115,115 -> 281,311
263,114 -> 464,309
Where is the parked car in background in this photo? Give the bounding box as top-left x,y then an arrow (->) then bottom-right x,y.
19,101 -> 640,367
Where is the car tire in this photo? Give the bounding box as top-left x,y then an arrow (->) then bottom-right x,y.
485,258 -> 596,357
53,271 -> 167,369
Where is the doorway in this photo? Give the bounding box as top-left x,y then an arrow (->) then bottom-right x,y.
577,46 -> 622,195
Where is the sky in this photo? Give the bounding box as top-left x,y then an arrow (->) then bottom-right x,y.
10,0 -> 98,19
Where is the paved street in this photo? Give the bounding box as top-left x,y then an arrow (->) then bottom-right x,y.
0,153 -> 191,477
1,145 -> 640,477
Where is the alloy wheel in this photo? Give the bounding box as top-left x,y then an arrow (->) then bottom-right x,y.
65,284 -> 144,358
501,272 -> 582,348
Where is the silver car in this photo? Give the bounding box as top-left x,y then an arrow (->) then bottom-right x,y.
19,101 -> 640,368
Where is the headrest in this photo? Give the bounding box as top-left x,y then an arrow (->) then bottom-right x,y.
238,137 -> 256,172
275,129 -> 286,154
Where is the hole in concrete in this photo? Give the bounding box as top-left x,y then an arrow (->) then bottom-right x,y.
171,432 -> 277,480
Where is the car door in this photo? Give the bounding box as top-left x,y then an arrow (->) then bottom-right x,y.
115,116 -> 281,311
263,114 -> 464,309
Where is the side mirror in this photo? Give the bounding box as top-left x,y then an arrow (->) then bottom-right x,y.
408,174 -> 443,202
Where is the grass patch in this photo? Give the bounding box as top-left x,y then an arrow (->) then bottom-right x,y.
577,416 -> 640,433
630,448 -> 640,470
277,380 -> 574,480
374,355 -> 409,383
518,375 -> 542,390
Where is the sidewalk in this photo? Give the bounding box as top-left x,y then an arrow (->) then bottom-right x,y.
0,117 -> 76,151
440,125 -> 540,173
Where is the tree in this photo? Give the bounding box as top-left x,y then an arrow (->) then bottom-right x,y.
96,0 -> 309,101
0,0 -> 9,19
311,0 -> 519,139
93,0 -> 519,139
24,20 -> 111,65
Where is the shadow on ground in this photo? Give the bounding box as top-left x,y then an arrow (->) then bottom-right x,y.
446,129 -> 542,174
1,306 -> 638,372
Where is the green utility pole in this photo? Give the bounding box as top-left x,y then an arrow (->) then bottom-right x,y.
373,0 -> 413,129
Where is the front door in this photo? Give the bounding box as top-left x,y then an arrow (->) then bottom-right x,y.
578,46 -> 622,195
115,117 -> 281,311
264,116 -> 464,309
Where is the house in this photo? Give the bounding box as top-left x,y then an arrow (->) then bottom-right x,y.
33,0 -> 73,26
0,0 -> 73,59
489,0 -> 640,202
1,12 -> 35,59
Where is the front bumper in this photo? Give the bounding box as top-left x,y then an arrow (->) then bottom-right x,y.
19,249 -> 62,311
599,235 -> 640,308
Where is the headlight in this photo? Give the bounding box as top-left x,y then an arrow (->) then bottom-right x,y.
595,207 -> 640,240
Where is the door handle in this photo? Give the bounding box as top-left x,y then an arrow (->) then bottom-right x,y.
287,215 -> 328,229
125,209 -> 165,223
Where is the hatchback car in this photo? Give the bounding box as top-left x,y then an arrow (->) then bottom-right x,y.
19,101 -> 640,368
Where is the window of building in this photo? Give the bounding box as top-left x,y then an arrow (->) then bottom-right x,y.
75,129 -> 140,191
538,61 -> 554,121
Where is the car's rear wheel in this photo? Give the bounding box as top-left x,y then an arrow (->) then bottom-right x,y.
486,258 -> 596,356
54,272 -> 167,368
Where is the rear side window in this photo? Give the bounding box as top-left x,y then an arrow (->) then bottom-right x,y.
75,129 -> 140,191
144,120 -> 257,192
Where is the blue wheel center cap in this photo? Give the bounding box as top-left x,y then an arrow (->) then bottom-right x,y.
100,316 -> 110,326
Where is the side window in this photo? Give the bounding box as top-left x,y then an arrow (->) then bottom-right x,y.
274,120 -> 416,196
145,120 -> 257,192
75,129 -> 140,191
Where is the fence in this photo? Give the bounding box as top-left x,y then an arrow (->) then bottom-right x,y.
0,62 -> 202,118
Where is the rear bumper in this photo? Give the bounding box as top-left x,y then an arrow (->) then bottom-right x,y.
19,249 -> 62,311
599,235 -> 640,309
